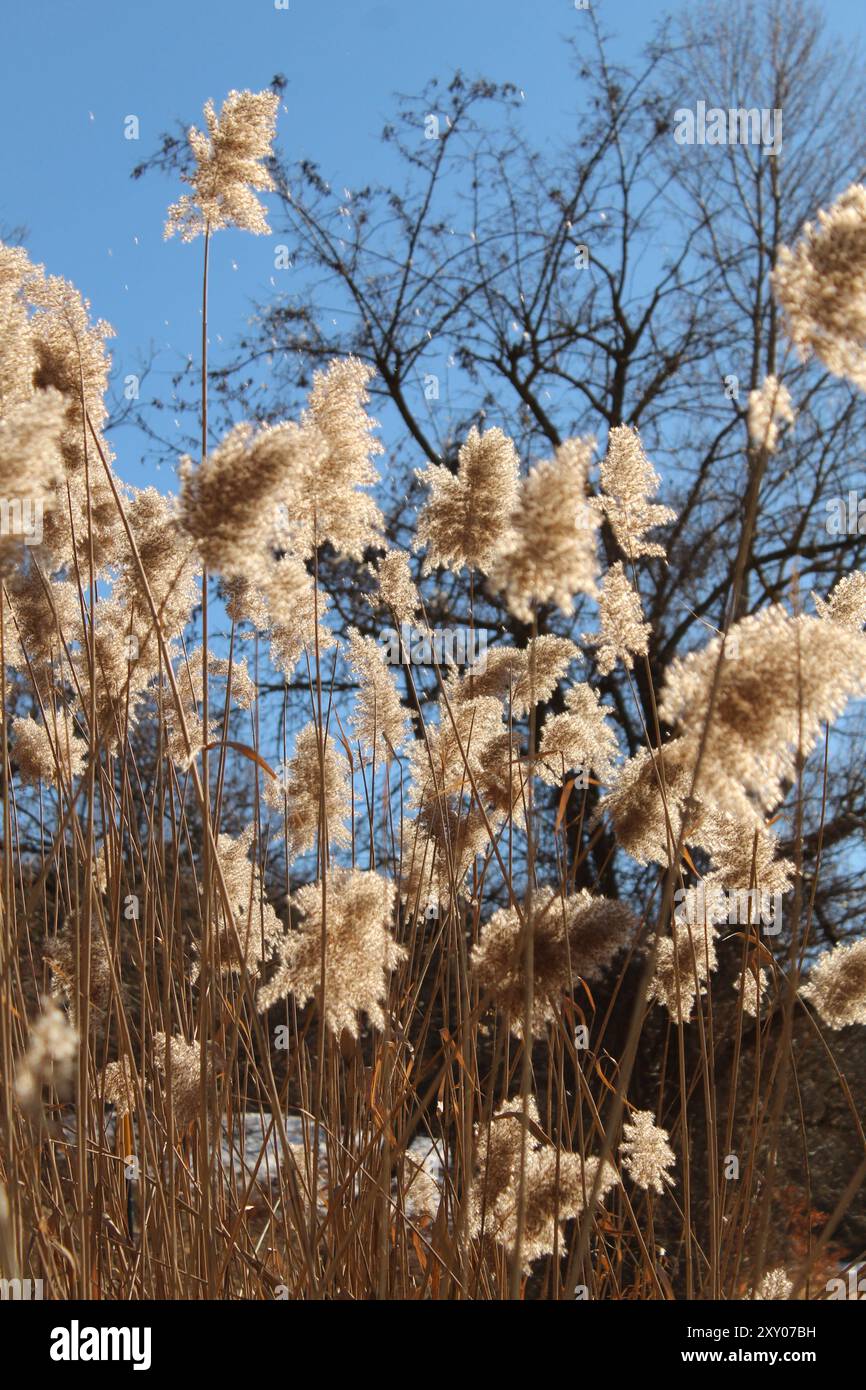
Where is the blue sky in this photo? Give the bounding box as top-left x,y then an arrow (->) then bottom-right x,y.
1,0 -> 862,496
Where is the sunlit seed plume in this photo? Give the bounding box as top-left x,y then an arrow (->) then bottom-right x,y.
799,940 -> 866,1029
14,996 -> 78,1117
597,738 -> 699,866
0,243 -> 40,409
584,561 -> 650,676
649,922 -> 718,1024
117,488 -> 200,644
467,1102 -> 618,1270
488,436 -> 599,622
11,709 -> 85,787
75,599 -> 153,752
27,271 -> 115,474
287,357 -> 385,561
538,681 -> 618,786
771,183 -> 866,391
346,627 -> 412,756
102,1056 -> 135,1120
474,728 -> 527,826
0,391 -> 64,572
458,636 -> 579,718
471,886 -> 634,1037
226,554 -> 334,681
747,375 -> 796,453
369,548 -> 420,626
190,826 -> 282,982
176,645 -> 257,715
812,571 -> 866,631
165,88 -> 279,240
696,813 -> 793,897
41,469 -> 125,579
408,694 -> 504,803
256,867 -> 405,1036
753,1268 -> 793,1300
153,1032 -> 210,1131
166,645 -> 256,769
414,425 -> 519,574
179,419 -> 302,577
593,425 -> 676,559
400,800 -> 491,916
660,607 -> 866,817
223,572 -> 271,633
735,965 -> 769,1018
264,720 -> 352,856
5,570 -> 81,696
45,919 -> 115,1032
620,1110 -> 676,1194
403,1160 -> 441,1224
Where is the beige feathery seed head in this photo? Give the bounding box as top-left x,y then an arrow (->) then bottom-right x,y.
102,1057 -> 135,1120
649,921 -> 718,1023
175,646 -> 257,716
400,799 -> 492,916
27,271 -> 115,474
288,357 -> 385,561
735,965 -> 769,1018
165,89 -> 279,240
347,627 -> 412,756
812,571 -> 866,631
183,361 -> 382,570
5,570 -> 81,694
414,425 -> 519,575
584,561 -> 651,677
752,1268 -> 793,1301
264,720 -> 352,856
75,599 -> 156,754
11,710 -> 85,787
660,607 -> 866,817
467,1104 -> 619,1271
369,548 -> 420,625
747,376 -> 796,453
408,694 -> 504,803
593,425 -> 676,559
0,243 -> 40,410
403,1161 -> 441,1224
117,488 -> 200,643
538,681 -> 619,786
256,867 -> 405,1036
179,418 -> 303,577
488,436 -> 599,622
772,183 -> 866,391
697,814 -> 794,897
471,886 -> 634,1037
620,1110 -> 676,1194
45,919 -> 116,1033
473,728 -> 527,826
457,637 -> 579,718
190,826 -> 283,982
597,738 -> 700,866
0,390 -> 64,571
799,940 -> 866,1029
14,996 -> 78,1117
254,553 -> 335,680
165,646 -> 257,769
153,1032 -> 210,1131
